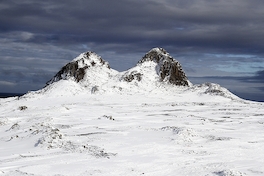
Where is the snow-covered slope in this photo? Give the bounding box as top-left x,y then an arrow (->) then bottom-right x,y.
1,48 -> 263,176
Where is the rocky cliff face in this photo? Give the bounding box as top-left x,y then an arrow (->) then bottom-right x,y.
138,48 -> 189,86
46,51 -> 110,86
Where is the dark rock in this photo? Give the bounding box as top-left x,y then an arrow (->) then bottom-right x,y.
91,86 -> 99,94
47,61 -> 79,84
122,71 -> 143,82
75,66 -> 88,82
138,48 -> 189,86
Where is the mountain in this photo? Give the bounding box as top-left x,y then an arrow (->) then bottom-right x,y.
46,51 -> 112,85
138,47 -> 189,86
2,48 -> 263,176
42,48 -> 236,100
46,48 -> 189,87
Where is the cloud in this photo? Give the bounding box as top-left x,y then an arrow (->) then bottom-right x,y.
1,0 -> 264,55
256,87 -> 264,92
0,81 -> 16,86
233,70 -> 264,83
190,69 -> 264,84
252,70 -> 264,82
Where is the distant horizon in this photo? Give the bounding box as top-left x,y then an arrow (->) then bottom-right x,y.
0,86 -> 263,102
0,92 -> 25,98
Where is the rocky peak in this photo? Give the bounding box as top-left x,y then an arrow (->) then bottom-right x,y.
138,47 -> 169,63
138,48 -> 189,86
46,51 -> 110,85
46,48 -> 190,88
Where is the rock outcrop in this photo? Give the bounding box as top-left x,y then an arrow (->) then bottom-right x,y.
138,48 -> 189,86
122,71 -> 143,82
46,51 -> 110,86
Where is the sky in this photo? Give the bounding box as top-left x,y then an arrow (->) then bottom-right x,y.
0,0 -> 263,102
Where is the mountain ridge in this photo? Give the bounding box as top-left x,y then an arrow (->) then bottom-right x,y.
21,48 -> 240,101
46,48 -> 190,88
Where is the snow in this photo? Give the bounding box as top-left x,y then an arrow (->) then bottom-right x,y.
149,47 -> 169,56
73,52 -> 109,68
1,49 -> 264,175
1,79 -> 264,176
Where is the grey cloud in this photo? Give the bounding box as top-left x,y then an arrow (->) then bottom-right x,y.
0,69 -> 26,79
256,87 -> 264,92
243,70 -> 264,83
204,70 -> 264,84
191,70 -> 264,83
1,0 -> 264,56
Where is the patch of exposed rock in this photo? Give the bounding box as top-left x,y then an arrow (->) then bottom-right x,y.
122,71 -> 143,82
138,48 -> 189,86
46,51 -> 110,85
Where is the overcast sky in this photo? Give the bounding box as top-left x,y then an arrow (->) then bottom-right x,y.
0,0 -> 263,101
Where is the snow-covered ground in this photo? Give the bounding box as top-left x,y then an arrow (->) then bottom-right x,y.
0,80 -> 264,176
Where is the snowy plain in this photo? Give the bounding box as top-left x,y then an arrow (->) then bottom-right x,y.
1,50 -> 264,175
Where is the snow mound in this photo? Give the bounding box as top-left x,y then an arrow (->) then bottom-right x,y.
23,80 -> 84,98
189,83 -> 240,100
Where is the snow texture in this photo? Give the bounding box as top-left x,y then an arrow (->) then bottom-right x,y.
1,48 -> 264,176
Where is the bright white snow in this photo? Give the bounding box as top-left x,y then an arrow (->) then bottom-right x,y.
1,80 -> 264,176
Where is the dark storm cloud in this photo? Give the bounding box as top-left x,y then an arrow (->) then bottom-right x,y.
203,70 -> 264,83
0,69 -> 25,79
191,70 -> 264,83
240,70 -> 264,83
1,0 -> 264,54
253,70 -> 264,80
